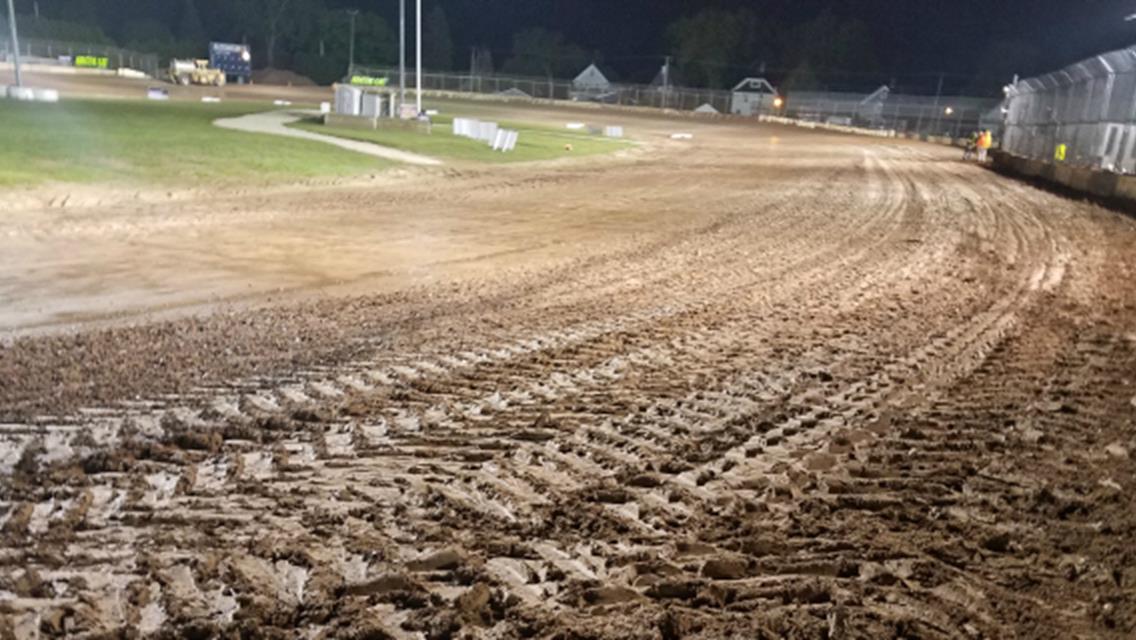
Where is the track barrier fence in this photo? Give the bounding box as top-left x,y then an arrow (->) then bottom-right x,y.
1004,44 -> 1136,173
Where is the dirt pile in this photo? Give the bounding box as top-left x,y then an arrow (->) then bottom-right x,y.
251,68 -> 318,86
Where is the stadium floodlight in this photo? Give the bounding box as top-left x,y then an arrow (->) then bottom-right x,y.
945,106 -> 954,116
400,0 -> 406,113
347,9 -> 359,77
6,0 -> 21,87
413,0 -> 422,115
1126,13 -> 1136,21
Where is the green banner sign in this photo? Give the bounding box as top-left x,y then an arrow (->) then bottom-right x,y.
75,55 -> 109,69
349,75 -> 389,87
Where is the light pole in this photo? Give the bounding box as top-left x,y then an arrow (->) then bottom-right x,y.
347,9 -> 358,78
6,0 -> 22,88
399,0 -> 406,113
413,0 -> 422,114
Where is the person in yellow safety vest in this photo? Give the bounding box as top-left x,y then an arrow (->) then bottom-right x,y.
976,130 -> 993,163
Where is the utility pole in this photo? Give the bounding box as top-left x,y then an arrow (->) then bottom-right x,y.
663,55 -> 671,109
399,0 -> 406,114
931,73 -> 944,134
413,0 -> 422,113
347,9 -> 359,78
6,0 -> 21,88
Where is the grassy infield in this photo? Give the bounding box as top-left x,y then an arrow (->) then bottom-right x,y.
0,98 -> 628,187
290,115 -> 626,164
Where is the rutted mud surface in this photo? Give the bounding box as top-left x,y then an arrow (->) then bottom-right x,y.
2,116 -> 1136,638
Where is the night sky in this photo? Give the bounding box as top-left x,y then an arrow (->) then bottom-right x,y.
16,0 -> 1136,93
340,0 -> 1136,91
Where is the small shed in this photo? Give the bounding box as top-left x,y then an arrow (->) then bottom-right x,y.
730,78 -> 779,116
573,64 -> 611,93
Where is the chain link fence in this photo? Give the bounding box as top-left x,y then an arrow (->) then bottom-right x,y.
1,36 -> 159,78
1003,45 -> 1136,173
779,90 -> 1001,137
353,65 -> 732,112
355,65 -> 1001,138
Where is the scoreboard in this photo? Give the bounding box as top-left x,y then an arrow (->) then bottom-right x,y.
209,42 -> 252,83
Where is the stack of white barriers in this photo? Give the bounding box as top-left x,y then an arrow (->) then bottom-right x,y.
452,117 -> 519,153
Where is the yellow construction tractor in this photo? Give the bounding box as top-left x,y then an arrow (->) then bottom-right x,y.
169,59 -> 226,87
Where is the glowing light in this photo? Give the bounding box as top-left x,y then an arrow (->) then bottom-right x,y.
773,96 -> 784,109
944,107 -> 955,116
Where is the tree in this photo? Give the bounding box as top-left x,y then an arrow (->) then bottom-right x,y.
223,0 -> 323,70
667,9 -> 761,89
503,28 -> 588,80
120,18 -> 178,59
782,9 -> 880,87
264,0 -> 291,69
293,10 -> 396,84
177,0 -> 206,44
58,0 -> 99,26
423,5 -> 453,70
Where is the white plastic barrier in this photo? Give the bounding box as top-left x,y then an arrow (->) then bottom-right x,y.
452,117 -> 481,138
201,96 -> 222,103
477,121 -> 499,142
604,126 -> 624,138
491,129 -> 519,152
454,118 -> 516,151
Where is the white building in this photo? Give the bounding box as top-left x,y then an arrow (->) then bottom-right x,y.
572,64 -> 615,102
730,77 -> 779,116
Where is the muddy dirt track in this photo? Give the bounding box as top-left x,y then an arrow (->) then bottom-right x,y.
2,98 -> 1136,638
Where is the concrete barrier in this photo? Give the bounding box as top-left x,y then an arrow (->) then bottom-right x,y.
33,88 -> 59,103
324,113 -> 429,132
992,149 -> 1136,212
757,114 -> 897,138
6,86 -> 36,101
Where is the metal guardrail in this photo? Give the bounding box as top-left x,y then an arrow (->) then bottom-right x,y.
1004,45 -> 1136,173
0,36 -> 159,78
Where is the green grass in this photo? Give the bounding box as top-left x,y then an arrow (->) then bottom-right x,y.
0,99 -> 387,187
291,113 -> 632,164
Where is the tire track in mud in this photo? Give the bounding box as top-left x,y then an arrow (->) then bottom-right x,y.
2,145 -> 1133,638
0,147 -> 1004,632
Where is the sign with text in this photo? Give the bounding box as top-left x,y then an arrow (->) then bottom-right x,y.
75,55 -> 109,69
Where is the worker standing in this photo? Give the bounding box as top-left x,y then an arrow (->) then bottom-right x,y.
976,129 -> 993,163
964,130 -> 979,161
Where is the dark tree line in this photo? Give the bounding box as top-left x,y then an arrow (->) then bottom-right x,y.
11,1 -> 1034,93
11,0 -> 441,84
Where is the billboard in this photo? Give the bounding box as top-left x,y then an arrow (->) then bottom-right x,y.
209,42 -> 252,81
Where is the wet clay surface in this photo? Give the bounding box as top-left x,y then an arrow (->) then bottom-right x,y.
2,105 -> 1136,638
